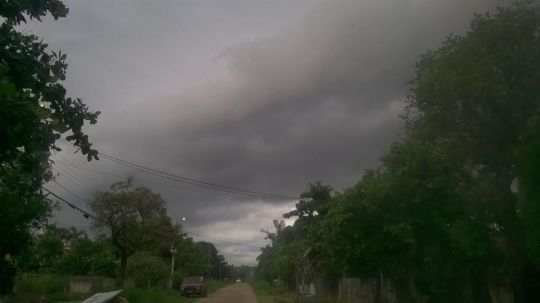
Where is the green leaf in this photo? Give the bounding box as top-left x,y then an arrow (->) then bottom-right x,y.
51,119 -> 70,133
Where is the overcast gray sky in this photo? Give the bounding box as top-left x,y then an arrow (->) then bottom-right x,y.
32,0 -> 508,265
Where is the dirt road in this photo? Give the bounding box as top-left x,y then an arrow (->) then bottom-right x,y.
197,283 -> 258,303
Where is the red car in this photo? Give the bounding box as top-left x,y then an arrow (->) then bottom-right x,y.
180,276 -> 207,297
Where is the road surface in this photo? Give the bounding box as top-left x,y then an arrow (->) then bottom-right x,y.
197,283 -> 257,303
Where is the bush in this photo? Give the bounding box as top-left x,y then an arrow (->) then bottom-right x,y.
14,274 -> 69,295
127,253 -> 168,288
56,239 -> 117,277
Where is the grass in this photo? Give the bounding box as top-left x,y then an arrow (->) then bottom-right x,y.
10,274 -> 87,303
251,280 -> 290,303
8,276 -> 230,303
122,288 -> 193,303
14,274 -> 69,295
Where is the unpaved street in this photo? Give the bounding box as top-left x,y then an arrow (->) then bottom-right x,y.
197,283 -> 258,303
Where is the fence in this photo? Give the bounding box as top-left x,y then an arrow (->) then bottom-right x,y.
69,276 -> 119,294
15,274 -> 129,296
338,277 -> 397,303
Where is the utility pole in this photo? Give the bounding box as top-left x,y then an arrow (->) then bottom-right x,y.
168,246 -> 177,288
168,216 -> 185,288
208,245 -> 212,279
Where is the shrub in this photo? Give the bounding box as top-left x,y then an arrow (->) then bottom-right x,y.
14,274 -> 69,295
127,253 -> 168,288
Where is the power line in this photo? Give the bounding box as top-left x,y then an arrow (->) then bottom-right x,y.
61,161 -> 124,181
99,153 -> 297,200
53,180 -> 91,202
56,157 -> 282,201
55,155 -> 103,187
42,187 -> 99,222
58,139 -> 299,200
54,163 -> 97,192
45,184 -> 264,254
54,159 -> 261,200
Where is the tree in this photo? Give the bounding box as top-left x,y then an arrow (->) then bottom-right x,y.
89,179 -> 174,276
284,182 -> 333,219
406,2 -> 540,301
317,140 -> 493,302
192,241 -> 226,279
232,265 -> 255,281
0,0 -> 99,295
17,225 -> 72,273
56,237 -> 117,277
258,3 -> 540,302
17,225 -> 117,277
258,219 -> 304,290
257,184 -> 334,292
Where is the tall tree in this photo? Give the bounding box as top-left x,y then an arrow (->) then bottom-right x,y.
258,3 -> 540,302
406,2 -> 540,301
284,182 -> 333,234
89,179 -> 174,276
0,0 -> 99,295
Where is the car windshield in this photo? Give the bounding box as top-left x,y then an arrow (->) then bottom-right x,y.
183,277 -> 201,284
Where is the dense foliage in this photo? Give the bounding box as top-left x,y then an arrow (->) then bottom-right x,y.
0,0 -> 99,295
89,179 -> 174,276
257,2 -> 540,303
15,181 -> 235,287
88,178 -> 233,282
17,225 -> 117,277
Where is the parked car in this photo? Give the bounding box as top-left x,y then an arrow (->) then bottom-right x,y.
235,278 -> 242,283
180,276 -> 207,297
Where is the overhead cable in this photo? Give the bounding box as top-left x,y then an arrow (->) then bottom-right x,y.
58,139 -> 299,200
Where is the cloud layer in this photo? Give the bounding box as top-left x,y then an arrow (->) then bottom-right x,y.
34,0 -> 508,265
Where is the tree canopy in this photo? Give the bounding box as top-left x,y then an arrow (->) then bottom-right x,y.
0,0 -> 99,295
257,2 -> 540,302
89,179 -> 174,276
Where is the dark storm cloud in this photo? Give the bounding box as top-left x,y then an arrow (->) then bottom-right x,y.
122,0 -> 506,194
36,0 -> 510,264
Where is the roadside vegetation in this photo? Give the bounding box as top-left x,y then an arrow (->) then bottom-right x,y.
11,274 -> 85,303
252,281 -> 336,303
0,0 -> 100,296
7,274 -> 229,303
251,281 -> 277,303
5,188 -> 235,302
256,2 -> 540,303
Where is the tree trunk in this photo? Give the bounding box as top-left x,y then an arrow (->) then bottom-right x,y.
120,253 -> 128,277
